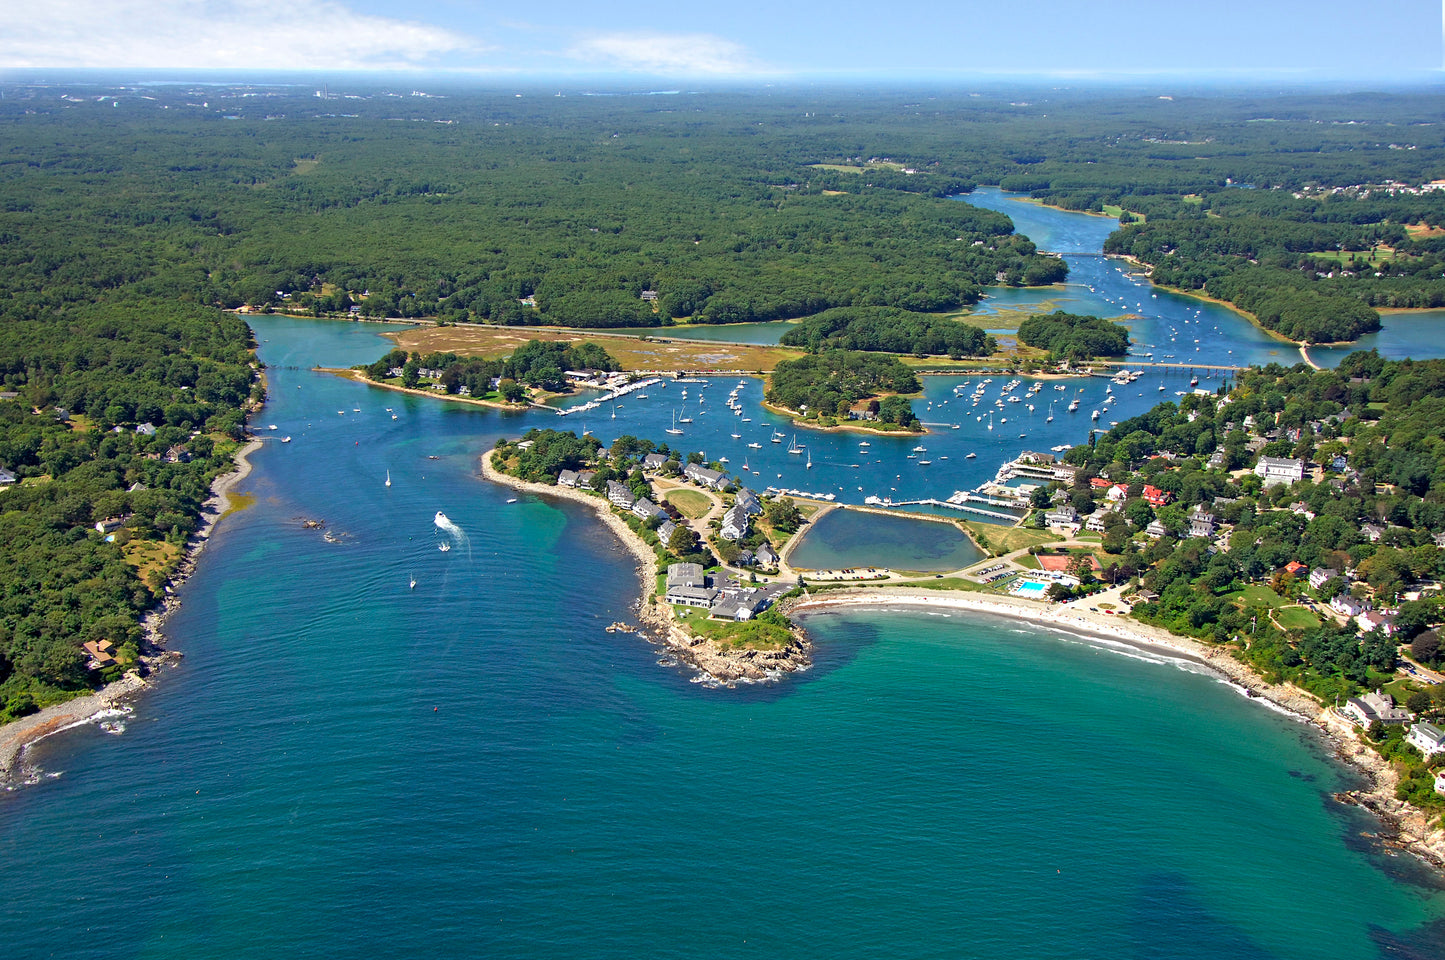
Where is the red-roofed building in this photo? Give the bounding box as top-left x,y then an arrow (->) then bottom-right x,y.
1090,477 -> 1113,489
1284,560 -> 1308,577
1143,485 -> 1173,507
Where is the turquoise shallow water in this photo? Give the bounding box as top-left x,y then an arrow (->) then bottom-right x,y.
4,279 -> 1445,957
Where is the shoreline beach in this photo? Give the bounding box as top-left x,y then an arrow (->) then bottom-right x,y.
0,438 -> 263,785
787,587 -> 1445,871
479,452 -> 810,684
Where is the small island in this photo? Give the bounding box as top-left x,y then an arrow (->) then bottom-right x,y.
763,349 -> 926,433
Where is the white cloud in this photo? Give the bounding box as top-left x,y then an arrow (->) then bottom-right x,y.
2,0 -> 479,71
568,32 -> 763,76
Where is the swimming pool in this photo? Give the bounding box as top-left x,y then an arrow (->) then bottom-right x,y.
1012,580 -> 1048,597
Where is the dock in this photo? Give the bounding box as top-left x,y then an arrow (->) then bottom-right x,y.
865,496 -> 1023,523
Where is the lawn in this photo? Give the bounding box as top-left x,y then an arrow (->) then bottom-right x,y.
674,605 -> 791,650
1275,606 -> 1322,632
664,488 -> 713,519
962,521 -> 1060,556
1231,583 -> 1287,609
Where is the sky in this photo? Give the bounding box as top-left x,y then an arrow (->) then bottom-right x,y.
3,0 -> 1443,81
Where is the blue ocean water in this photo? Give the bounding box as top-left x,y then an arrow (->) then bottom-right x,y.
4,217 -> 1445,958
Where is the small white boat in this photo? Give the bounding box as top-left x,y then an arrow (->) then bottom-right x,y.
438,542 -> 451,552
506,498 -> 518,504
385,470 -> 391,488
409,576 -> 416,589
965,452 -> 976,459
281,436 -> 292,443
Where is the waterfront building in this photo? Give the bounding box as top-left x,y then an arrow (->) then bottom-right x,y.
607,480 -> 636,510
1343,690 -> 1411,727
1407,722 -> 1445,757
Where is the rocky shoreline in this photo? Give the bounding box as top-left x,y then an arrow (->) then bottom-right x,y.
787,587 -> 1445,874
479,451 -> 811,685
0,438 -> 263,787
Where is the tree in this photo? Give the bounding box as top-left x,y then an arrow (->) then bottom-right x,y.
668,525 -> 701,556
766,498 -> 804,534
498,379 -> 525,403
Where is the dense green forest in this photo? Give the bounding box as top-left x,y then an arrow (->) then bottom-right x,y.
1016,311 -> 1131,359
0,304 -> 256,718
779,306 -> 995,357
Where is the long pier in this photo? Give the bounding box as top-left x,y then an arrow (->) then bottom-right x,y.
871,498 -> 1023,523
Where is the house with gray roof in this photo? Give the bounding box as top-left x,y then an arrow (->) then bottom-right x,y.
1343,690 -> 1411,727
720,503 -> 751,541
1308,567 -> 1338,591
0,467 -> 16,486
735,488 -> 763,516
1408,722 -> 1445,756
631,497 -> 665,521
755,542 -> 779,567
684,463 -> 728,491
1188,508 -> 1217,539
642,453 -> 668,471
1043,505 -> 1079,529
1331,594 -> 1369,617
1145,519 -> 1169,539
557,469 -> 581,488
666,584 -> 719,608
606,481 -> 636,509
667,562 -> 706,589
657,520 -> 678,544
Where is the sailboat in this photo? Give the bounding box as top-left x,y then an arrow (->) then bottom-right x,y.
409,575 -> 416,590
788,435 -> 804,454
438,542 -> 451,552
665,410 -> 683,436
987,413 -> 994,431
772,431 -> 785,444
806,449 -> 812,469
385,469 -> 391,488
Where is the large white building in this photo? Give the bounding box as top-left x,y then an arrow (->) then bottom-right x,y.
1255,456 -> 1304,487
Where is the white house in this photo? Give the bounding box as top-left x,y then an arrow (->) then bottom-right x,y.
1330,594 -> 1368,618
1308,567 -> 1338,591
1407,722 -> 1445,757
1255,456 -> 1304,487
1435,770 -> 1445,796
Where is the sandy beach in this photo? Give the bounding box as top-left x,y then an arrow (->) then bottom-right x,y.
788,586 -> 1445,869
0,438 -> 263,786
479,452 -> 810,683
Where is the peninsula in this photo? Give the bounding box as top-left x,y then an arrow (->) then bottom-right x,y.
480,430 -> 811,684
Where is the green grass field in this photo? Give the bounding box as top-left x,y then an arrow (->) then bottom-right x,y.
1231,584 -> 1287,609
664,489 -> 713,519
1275,606 -> 1321,631
963,521 -> 1059,556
